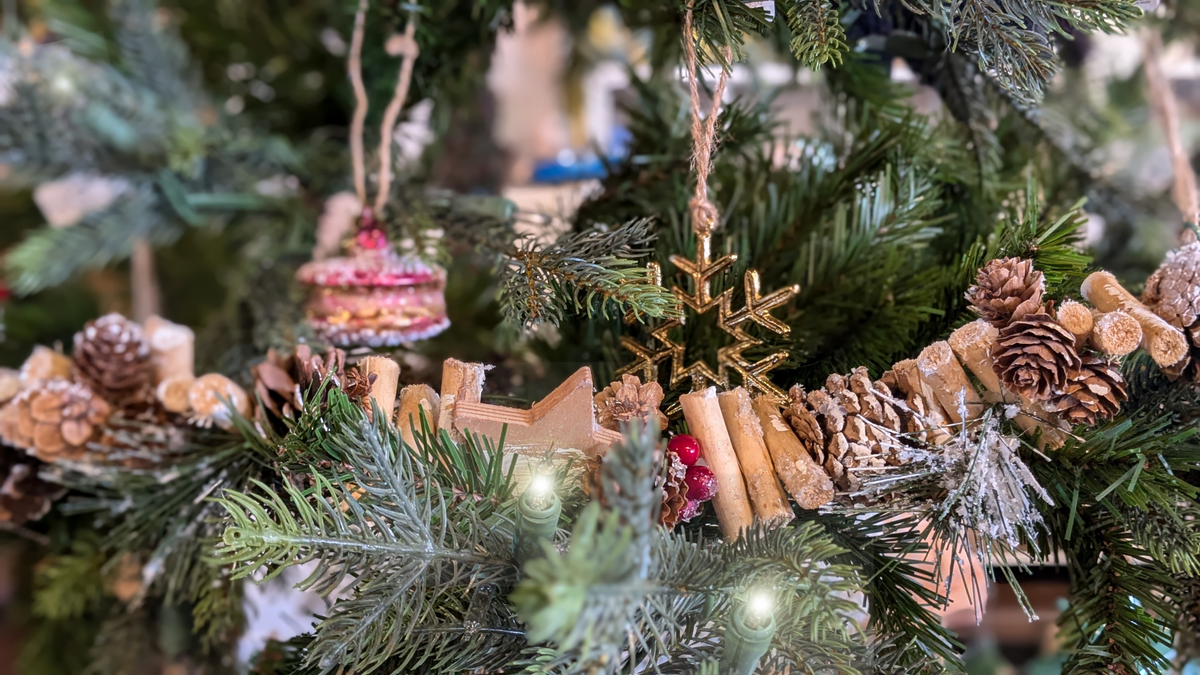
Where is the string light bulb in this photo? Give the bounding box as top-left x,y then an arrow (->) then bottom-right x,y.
746,589 -> 774,627
514,471 -> 561,566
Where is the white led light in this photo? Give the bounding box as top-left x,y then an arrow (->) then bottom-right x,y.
529,474 -> 554,497
747,590 -> 774,619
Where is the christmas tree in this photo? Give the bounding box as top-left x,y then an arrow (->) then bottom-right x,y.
2,0 -> 1200,673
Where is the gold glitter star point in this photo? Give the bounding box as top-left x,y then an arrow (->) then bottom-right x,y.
618,232 -> 800,402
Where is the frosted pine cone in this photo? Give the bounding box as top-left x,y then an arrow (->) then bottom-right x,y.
783,368 -> 911,492
992,311 -> 1082,401
1143,242 -> 1200,330
73,314 -> 152,407
965,257 -> 1045,327
594,374 -> 666,431
1144,243 -> 1200,382
0,379 -> 112,461
1048,357 -> 1128,427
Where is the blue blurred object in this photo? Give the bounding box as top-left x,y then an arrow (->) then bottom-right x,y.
530,126 -> 631,183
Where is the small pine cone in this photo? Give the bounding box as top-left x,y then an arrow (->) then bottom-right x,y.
1143,242 -> 1200,330
252,348 -> 300,430
992,311 -> 1082,401
0,379 -> 112,461
594,374 -> 667,431
73,314 -> 152,407
0,446 -> 63,524
965,257 -> 1045,326
1049,357 -> 1128,427
657,451 -> 689,530
294,344 -> 347,393
342,368 -> 375,410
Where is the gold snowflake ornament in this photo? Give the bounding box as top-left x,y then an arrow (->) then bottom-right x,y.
619,231 -> 799,402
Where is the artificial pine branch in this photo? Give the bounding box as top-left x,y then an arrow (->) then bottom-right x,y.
785,0 -> 847,68
216,393 -> 525,674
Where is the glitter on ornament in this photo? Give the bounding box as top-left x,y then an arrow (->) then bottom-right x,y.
296,209 -> 449,347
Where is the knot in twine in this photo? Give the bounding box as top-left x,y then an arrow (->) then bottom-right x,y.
682,8 -> 731,237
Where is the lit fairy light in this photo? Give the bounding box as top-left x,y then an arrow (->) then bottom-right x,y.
745,589 -> 774,627
526,473 -> 555,509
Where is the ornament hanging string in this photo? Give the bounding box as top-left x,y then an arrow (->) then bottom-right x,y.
1143,29 -> 1200,244
681,8 -> 733,236
346,1 -> 421,216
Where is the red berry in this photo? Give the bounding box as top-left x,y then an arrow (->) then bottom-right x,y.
667,434 -> 702,466
679,499 -> 701,522
684,465 -> 718,502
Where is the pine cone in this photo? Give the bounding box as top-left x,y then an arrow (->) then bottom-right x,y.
583,449 -> 690,531
992,311 -> 1082,401
965,258 -> 1045,326
0,379 -> 112,461
783,367 -> 912,492
252,349 -> 300,432
0,446 -> 63,524
1144,242 -> 1200,330
594,374 -> 667,431
1144,243 -> 1200,382
1049,357 -> 1128,427
73,314 -> 152,407
658,451 -> 689,530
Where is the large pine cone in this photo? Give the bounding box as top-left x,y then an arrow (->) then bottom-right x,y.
1143,242 -> 1200,330
1048,357 -> 1127,427
252,348 -> 300,432
0,379 -> 112,461
784,368 -> 913,492
965,258 -> 1045,327
992,312 -> 1082,401
0,446 -> 63,524
73,314 -> 152,407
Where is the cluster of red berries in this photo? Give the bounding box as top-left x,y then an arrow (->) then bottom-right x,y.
666,434 -> 717,522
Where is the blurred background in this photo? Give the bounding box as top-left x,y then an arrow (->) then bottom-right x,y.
3,1 -> 1200,672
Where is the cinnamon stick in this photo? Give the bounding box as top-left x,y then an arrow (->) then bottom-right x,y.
916,341 -> 985,424
889,359 -> 953,445
1056,300 -> 1094,345
1082,271 -> 1187,367
142,315 -> 195,385
1089,309 -> 1142,358
717,388 -> 793,525
357,356 -> 400,423
679,387 -> 753,539
750,395 -> 834,509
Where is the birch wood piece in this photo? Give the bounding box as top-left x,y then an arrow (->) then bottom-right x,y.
916,341 -> 985,424
20,346 -> 72,385
357,355 -> 400,422
156,374 -> 195,413
438,358 -> 492,441
889,359 -> 953,445
142,315 -> 195,384
679,387 -> 754,539
451,366 -> 621,458
396,384 -> 439,448
750,395 -> 834,509
717,388 -> 793,525
1056,300 -> 1094,344
1082,271 -> 1187,366
948,320 -> 1067,449
188,373 -> 250,430
1089,309 -> 1142,358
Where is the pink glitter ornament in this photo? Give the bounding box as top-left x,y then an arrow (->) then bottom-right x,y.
296,209 -> 449,347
